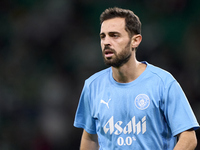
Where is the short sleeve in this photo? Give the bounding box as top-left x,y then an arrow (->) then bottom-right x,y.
73,81 -> 97,134
163,80 -> 199,136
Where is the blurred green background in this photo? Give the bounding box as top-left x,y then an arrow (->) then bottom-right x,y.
0,0 -> 200,149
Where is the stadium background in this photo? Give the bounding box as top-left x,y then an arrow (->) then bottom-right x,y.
0,0 -> 200,149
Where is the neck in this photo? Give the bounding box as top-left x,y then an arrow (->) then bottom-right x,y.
111,58 -> 146,83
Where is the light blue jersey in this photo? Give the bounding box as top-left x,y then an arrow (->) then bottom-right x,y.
74,62 -> 199,150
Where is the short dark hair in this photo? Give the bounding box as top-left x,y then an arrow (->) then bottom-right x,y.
100,7 -> 141,38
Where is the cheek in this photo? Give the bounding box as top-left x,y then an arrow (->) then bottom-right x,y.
116,42 -> 126,50
100,41 -> 104,50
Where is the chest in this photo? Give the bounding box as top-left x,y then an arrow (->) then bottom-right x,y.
91,84 -> 161,127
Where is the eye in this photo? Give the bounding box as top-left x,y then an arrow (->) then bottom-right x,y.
110,32 -> 119,38
100,33 -> 105,39
113,34 -> 119,38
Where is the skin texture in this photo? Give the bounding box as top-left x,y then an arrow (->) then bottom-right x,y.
79,17 -> 197,150
173,129 -> 197,150
100,17 -> 144,83
80,130 -> 99,150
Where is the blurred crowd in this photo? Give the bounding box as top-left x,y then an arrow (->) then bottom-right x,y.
0,0 -> 199,149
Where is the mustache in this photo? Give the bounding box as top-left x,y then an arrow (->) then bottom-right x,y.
104,45 -> 115,52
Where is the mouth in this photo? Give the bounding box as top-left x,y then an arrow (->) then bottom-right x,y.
104,49 -> 114,58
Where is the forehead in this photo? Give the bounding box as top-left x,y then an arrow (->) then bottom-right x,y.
100,17 -> 126,33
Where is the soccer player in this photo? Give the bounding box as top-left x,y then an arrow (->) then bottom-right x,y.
74,7 -> 199,150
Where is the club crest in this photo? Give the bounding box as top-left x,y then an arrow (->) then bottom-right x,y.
135,94 -> 150,110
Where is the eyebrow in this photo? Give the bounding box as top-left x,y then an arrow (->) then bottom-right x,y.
100,32 -> 120,36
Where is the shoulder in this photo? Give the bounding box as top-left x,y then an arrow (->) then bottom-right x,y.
85,67 -> 111,86
146,63 -> 176,85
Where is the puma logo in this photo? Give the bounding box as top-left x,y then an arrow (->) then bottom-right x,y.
100,99 -> 111,109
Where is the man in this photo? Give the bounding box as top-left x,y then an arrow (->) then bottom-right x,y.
74,7 -> 199,150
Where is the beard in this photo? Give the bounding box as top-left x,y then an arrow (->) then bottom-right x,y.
102,40 -> 132,68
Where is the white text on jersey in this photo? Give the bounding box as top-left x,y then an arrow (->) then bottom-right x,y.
103,116 -> 146,135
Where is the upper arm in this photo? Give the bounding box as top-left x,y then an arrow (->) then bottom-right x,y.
162,81 -> 199,136
174,129 -> 197,150
80,130 -> 99,150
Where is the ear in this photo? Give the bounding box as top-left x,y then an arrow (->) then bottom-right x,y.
131,34 -> 142,49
